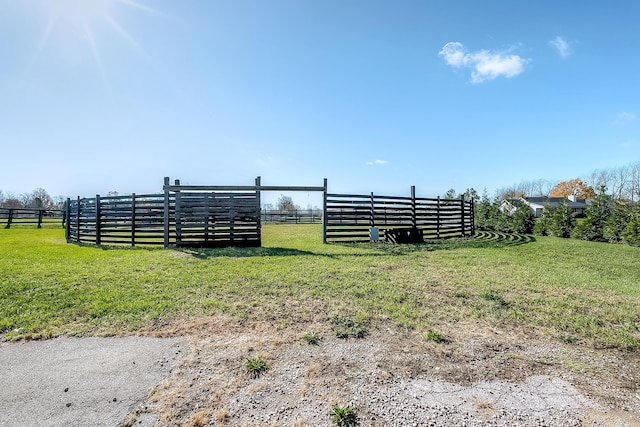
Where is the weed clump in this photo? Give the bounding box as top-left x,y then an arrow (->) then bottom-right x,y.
329,315 -> 368,339
330,404 -> 359,426
425,329 -> 446,343
480,290 -> 509,307
303,331 -> 322,345
245,357 -> 270,378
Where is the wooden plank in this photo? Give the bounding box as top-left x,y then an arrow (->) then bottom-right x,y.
165,184 -> 324,192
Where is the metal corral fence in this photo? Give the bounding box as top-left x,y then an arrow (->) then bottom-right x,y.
65,177 -> 474,247
261,209 -> 323,224
324,188 -> 474,243
66,194 -> 169,246
66,191 -> 261,247
1,208 -> 65,228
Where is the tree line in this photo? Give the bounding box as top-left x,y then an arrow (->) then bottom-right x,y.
495,160 -> 640,202
444,159 -> 640,247
472,186 -> 640,247
0,188 -> 65,210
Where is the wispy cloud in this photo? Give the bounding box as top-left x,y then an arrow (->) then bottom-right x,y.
255,155 -> 276,166
548,36 -> 572,58
613,112 -> 637,126
618,112 -> 636,121
366,160 -> 388,165
439,42 -> 528,83
619,141 -> 634,149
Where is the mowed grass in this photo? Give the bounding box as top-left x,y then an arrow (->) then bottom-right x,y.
1,225 -> 639,348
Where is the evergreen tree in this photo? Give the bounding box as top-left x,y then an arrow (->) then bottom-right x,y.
572,186 -> 611,242
533,207 -> 552,236
604,201 -> 632,243
621,206 -> 640,246
550,200 -> 575,238
474,190 -> 495,230
495,209 -> 513,233
512,202 -> 536,234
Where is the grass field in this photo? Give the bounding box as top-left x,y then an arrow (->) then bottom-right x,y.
1,225 -> 639,349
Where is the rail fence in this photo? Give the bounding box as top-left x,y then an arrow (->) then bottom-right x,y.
261,209 -> 322,224
324,190 -> 474,243
174,191 -> 260,247
1,208 -> 65,228
66,194 -> 167,245
66,190 -> 261,247
65,177 -> 474,247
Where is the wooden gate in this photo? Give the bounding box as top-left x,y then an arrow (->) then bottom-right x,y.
163,177 -> 327,248
173,190 -> 261,247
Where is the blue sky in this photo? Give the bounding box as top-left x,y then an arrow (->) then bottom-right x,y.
1,0 -> 639,207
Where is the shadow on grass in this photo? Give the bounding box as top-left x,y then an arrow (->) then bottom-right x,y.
179,232 -> 536,258
84,243 -> 325,258
344,232 -> 536,255
176,247 -> 324,259
92,231 -> 535,258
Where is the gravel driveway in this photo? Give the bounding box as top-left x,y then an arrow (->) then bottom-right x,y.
1,319 -> 639,427
0,336 -> 183,427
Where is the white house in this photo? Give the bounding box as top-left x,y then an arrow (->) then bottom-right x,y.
501,195 -> 589,218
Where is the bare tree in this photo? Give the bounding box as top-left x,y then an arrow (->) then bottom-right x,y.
538,179 -> 556,197
3,197 -> 23,208
53,196 -> 66,210
494,185 -> 522,200
31,188 -> 56,209
610,165 -> 631,201
276,194 -> 296,212
584,169 -> 612,194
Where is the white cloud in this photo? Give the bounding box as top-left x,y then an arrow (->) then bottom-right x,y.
548,36 -> 572,58
613,112 -> 637,126
366,160 -> 388,165
439,42 -> 528,83
618,112 -> 636,121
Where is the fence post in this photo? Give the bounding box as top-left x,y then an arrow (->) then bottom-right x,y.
460,195 -> 465,237
370,192 -> 375,228
411,185 -> 416,229
204,193 -> 210,244
6,209 -> 13,229
95,195 -> 102,245
322,178 -> 328,244
437,196 -> 441,239
256,176 -> 262,246
131,193 -> 136,246
37,209 -> 43,228
163,177 -> 170,248
470,197 -> 475,236
65,198 -> 71,241
174,181 -> 182,246
76,196 -> 81,242
229,194 -> 235,244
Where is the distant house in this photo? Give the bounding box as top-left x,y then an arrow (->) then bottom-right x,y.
499,198 -> 526,216
501,195 -> 588,218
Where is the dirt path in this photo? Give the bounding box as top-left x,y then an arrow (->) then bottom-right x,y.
141,318 -> 640,426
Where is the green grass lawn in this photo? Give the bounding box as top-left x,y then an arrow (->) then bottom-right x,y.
1,225 -> 639,348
